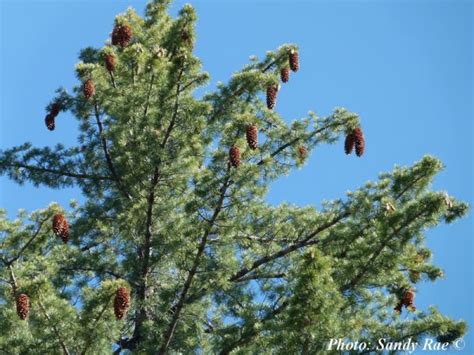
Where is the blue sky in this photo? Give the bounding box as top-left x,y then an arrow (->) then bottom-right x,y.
1,0 -> 472,353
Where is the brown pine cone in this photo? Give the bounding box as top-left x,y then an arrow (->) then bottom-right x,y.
298,145 -> 307,158
114,287 -> 131,320
229,145 -> 241,168
344,132 -> 355,155
83,79 -> 95,100
112,24 -> 132,48
45,114 -> 55,131
16,293 -> 29,320
353,127 -> 365,157
52,214 -> 69,243
289,49 -> 299,72
280,67 -> 290,83
266,84 -> 278,110
104,53 -> 116,73
402,289 -> 416,310
246,125 -> 258,150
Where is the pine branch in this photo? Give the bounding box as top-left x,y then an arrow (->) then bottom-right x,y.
128,64 -> 186,351
37,300 -> 71,355
218,300 -> 289,355
342,207 -> 430,292
1,162 -> 111,181
157,166 -> 232,354
4,218 -> 48,266
229,211 -> 349,282
256,120 -> 345,166
79,294 -> 113,355
93,103 -> 132,200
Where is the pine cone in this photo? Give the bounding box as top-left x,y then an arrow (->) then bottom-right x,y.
114,287 -> 131,320
112,24 -> 132,48
229,145 -> 241,168
266,84 -> 278,110
246,125 -> 258,150
104,53 -> 116,73
394,301 -> 402,313
45,114 -> 55,131
344,133 -> 355,155
402,289 -> 415,311
298,145 -> 307,158
280,67 -> 289,83
52,214 -> 69,243
353,127 -> 365,157
83,79 -> 95,100
289,49 -> 299,72
16,294 -> 29,320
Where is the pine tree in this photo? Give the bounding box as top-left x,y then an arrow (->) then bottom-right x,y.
0,1 -> 468,354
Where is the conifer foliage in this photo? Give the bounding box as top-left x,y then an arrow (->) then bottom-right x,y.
0,1 -> 468,354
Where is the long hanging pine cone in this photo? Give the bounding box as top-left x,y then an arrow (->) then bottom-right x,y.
112,24 -> 132,48
280,67 -> 290,83
229,145 -> 241,168
266,84 -> 278,110
52,214 -> 69,243
104,53 -> 116,73
114,287 -> 131,320
83,79 -> 95,100
45,114 -> 55,131
344,132 -> 355,155
353,127 -> 365,157
289,49 -> 299,72
246,125 -> 258,150
16,293 -> 29,320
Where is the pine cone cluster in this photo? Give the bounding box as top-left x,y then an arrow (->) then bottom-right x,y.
16,293 -> 29,320
344,128 -> 365,157
83,79 -> 96,100
289,49 -> 299,72
266,84 -> 278,110
53,214 -> 69,243
112,24 -> 132,48
229,145 -> 241,168
114,287 -> 131,320
280,67 -> 289,83
44,102 -> 62,131
394,289 -> 416,313
246,125 -> 258,150
104,53 -> 116,73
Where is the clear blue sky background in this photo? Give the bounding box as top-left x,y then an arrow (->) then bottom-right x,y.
1,0 -> 472,353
